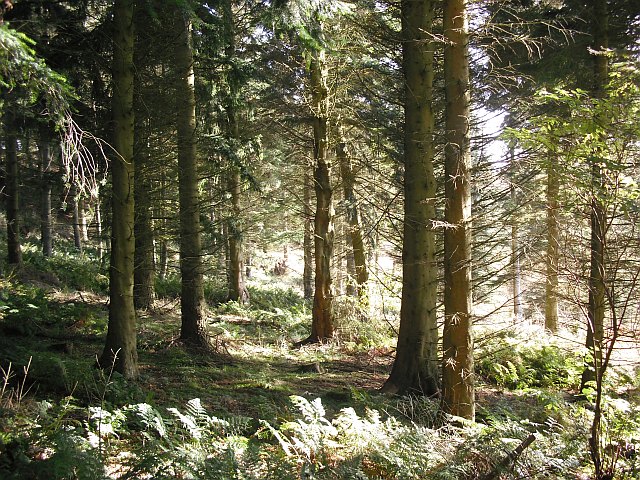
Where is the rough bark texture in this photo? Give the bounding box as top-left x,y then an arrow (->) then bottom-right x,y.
100,0 -> 138,380
303,166 -> 314,300
381,0 -> 438,396
133,118 -> 155,310
175,10 -> 208,346
132,9 -> 156,311
309,46 -> 334,342
442,0 -> 475,420
545,157 -> 559,332
223,0 -> 249,305
38,137 -> 53,257
4,111 -> 21,265
585,5 -> 609,476
581,0 -> 608,395
336,126 -> 368,300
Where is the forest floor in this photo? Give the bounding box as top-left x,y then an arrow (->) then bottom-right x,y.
3,247 -> 640,478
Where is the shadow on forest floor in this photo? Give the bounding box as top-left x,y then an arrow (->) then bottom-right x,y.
0,285 -> 393,422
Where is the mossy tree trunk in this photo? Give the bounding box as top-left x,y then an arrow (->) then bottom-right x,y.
100,0 -> 138,380
303,165 -> 314,300
175,8 -> 208,346
223,0 -> 249,305
580,0 -> 608,395
441,0 -> 474,420
381,0 -> 438,396
545,155 -> 559,333
308,45 -> 335,342
336,125 -> 368,301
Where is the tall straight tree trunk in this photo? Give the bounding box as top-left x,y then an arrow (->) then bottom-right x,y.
133,121 -> 155,310
336,125 -> 368,300
509,146 -> 523,323
100,0 -> 138,380
223,0 -> 249,304
303,165 -> 314,300
133,11 -> 155,311
227,170 -> 248,303
96,197 -> 104,260
4,111 -> 21,265
307,44 -> 334,342
72,187 -> 83,252
381,0 -> 438,396
581,0 -> 608,394
79,198 -> 89,241
157,170 -> 168,280
442,0 -> 474,420
545,155 -> 559,332
38,136 -> 53,257
175,9 -> 208,346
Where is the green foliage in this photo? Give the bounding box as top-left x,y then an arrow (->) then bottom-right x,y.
248,285 -> 306,313
155,275 -> 229,306
0,397 -> 107,480
476,330 -> 583,390
22,243 -> 109,294
332,296 -> 392,348
0,281 -> 51,336
0,24 -> 74,126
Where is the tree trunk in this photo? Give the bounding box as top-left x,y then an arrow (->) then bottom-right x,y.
336,125 -> 368,300
223,0 -> 249,305
545,155 -> 559,332
38,136 -> 53,257
72,187 -> 83,252
510,146 -> 523,323
133,14 -> 156,311
381,0 -> 438,396
581,0 -> 608,396
308,45 -> 334,342
4,110 -> 22,265
441,0 -> 475,420
227,169 -> 248,303
585,5 -> 609,478
96,197 -> 104,261
303,165 -> 314,300
133,119 -> 155,310
175,9 -> 208,346
100,0 -> 138,380
79,198 -> 89,242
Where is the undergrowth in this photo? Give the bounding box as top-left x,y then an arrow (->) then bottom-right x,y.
2,239 -> 640,478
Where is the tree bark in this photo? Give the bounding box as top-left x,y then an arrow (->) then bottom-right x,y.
72,187 -> 83,252
133,117 -> 155,310
581,0 -> 608,396
441,0 -> 475,420
336,125 -> 368,300
381,0 -> 438,396
308,44 -> 335,342
38,136 -> 53,257
4,110 -> 21,265
133,11 -> 156,311
223,0 -> 249,305
175,9 -> 208,346
100,0 -> 138,380
545,155 -> 559,332
303,165 -> 314,300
